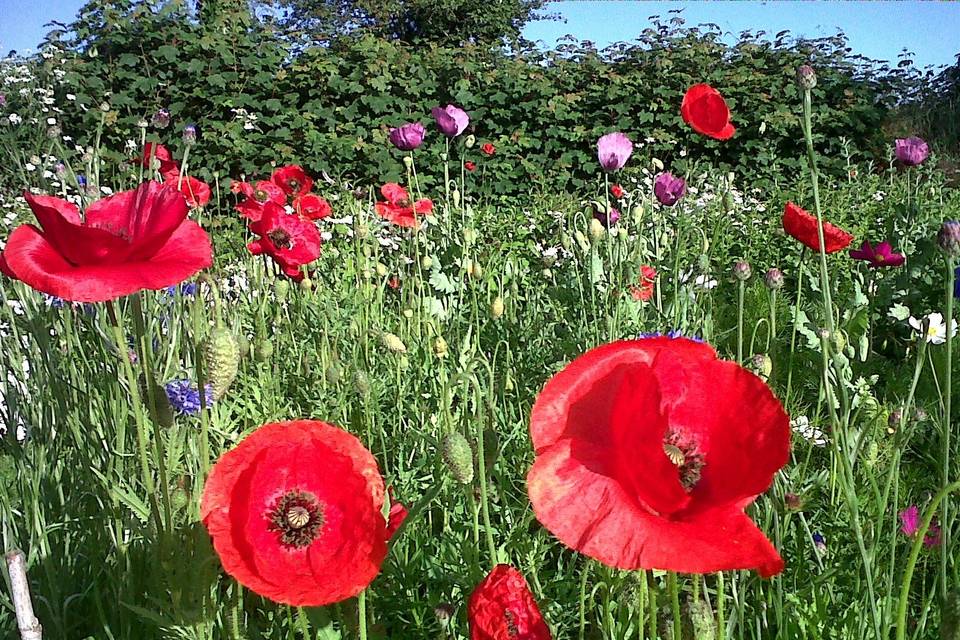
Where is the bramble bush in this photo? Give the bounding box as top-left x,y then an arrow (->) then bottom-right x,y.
0,0 -> 933,200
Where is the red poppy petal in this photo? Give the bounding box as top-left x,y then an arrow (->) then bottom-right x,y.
782,202 -> 853,253
713,122 -> 736,140
24,192 -> 133,265
376,202 -> 418,228
236,198 -> 265,221
528,441 -> 783,575
3,220 -> 211,302
468,565 -> 552,640
381,183 -> 408,204
86,182 -> 189,260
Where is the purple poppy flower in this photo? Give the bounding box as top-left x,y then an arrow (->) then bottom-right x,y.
389,122 -> 425,151
431,105 -> 469,138
895,137 -> 929,166
593,206 -> 620,228
597,132 -> 633,172
899,505 -> 941,547
849,241 -> 905,268
654,172 -> 686,206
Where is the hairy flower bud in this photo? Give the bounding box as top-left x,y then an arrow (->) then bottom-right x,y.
938,221 -> 960,258
764,267 -> 785,290
732,260 -> 752,281
441,431 -> 474,484
797,64 -> 817,90
382,332 -> 407,353
203,327 -> 240,400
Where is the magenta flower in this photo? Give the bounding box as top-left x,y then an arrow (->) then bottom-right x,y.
389,122 -> 425,151
597,132 -> 633,172
431,105 -> 469,138
593,206 -> 620,228
849,241 -> 905,268
900,505 -> 941,547
654,172 -> 686,206
895,137 -> 929,166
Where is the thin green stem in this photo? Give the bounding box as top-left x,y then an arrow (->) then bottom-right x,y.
358,589 -> 369,640
578,560 -> 589,640
942,256 -> 955,594
737,279 -> 745,362
668,572 -> 681,640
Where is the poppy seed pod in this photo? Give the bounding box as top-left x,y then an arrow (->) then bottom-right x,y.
938,221 -> 960,257
441,431 -> 474,484
796,65 -> 817,90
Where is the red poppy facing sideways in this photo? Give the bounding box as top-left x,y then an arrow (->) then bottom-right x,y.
271,165 -> 313,197
0,181 -> 212,302
782,202 -> 853,254
375,183 -> 433,228
681,84 -> 736,140
481,143 -> 496,156
201,420 -> 404,606
234,180 -> 286,221
247,202 -> 321,280
294,193 -> 333,221
468,565 -> 552,640
527,337 -> 790,577
164,173 -> 212,208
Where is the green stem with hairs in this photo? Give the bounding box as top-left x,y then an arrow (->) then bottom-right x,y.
668,572 -> 681,640
942,256 -> 955,594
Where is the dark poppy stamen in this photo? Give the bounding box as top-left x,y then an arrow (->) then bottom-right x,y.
663,431 -> 704,492
267,229 -> 293,250
267,489 -> 324,548
255,189 -> 270,203
504,609 -> 519,638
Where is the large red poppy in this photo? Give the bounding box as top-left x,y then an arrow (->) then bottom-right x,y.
374,183 -> 433,228
272,165 -> 313,197
294,193 -> 332,221
782,202 -> 853,254
527,337 -> 789,577
0,181 -> 212,302
201,420 -> 400,606
235,180 -> 286,221
247,201 -> 321,279
468,565 -> 552,640
681,84 -> 736,141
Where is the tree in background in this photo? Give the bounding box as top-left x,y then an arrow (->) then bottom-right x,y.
260,0 -> 554,47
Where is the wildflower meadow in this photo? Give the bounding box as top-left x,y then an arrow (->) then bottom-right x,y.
1,2 -> 960,639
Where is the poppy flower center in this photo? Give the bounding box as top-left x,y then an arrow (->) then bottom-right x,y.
267,228 -> 294,249
663,430 -> 705,492
255,189 -> 270,202
288,179 -> 300,191
396,198 -> 411,208
267,490 -> 324,548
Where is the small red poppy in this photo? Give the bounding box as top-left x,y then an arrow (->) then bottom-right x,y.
782,202 -> 853,254
247,202 -> 321,279
374,183 -> 433,229
481,143 -> 495,156
201,420 -> 394,606
271,165 -> 313,197
294,193 -> 332,221
138,142 -> 179,175
163,172 -> 211,208
465,161 -> 477,172
468,565 -> 552,640
610,183 -> 625,199
527,337 -> 789,577
0,181 -> 212,302
236,180 -> 287,221
681,84 -> 736,141
629,265 -> 656,301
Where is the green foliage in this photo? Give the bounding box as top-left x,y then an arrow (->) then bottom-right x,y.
4,1 -> 926,201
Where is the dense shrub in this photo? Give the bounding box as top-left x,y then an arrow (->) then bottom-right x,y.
0,0 -> 932,198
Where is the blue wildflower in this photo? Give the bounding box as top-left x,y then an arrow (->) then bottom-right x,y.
164,379 -> 214,416
76,175 -> 87,187
638,330 -> 705,343
164,282 -> 199,299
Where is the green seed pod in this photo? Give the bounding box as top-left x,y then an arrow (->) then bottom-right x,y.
690,599 -> 716,640
421,256 -> 433,269
299,278 -> 313,292
274,279 -> 290,301
354,370 -> 371,395
441,431 -> 474,484
403,308 -> 414,319
942,591 -> 960,640
203,327 -> 240,400
237,334 -> 250,359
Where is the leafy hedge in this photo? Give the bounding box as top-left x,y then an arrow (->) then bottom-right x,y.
2,0 -> 929,198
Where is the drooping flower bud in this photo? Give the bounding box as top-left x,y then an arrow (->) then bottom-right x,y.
490,296 -> 504,319
764,267 -> 785,290
464,134 -> 476,149
751,353 -> 772,378
797,64 -> 817,90
589,217 -> 606,240
382,332 -> 407,353
441,431 -> 474,484
183,124 -> 197,146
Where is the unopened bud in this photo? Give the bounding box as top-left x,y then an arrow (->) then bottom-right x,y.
797,64 -> 817,90
589,217 -> 605,240
382,332 -> 407,353
490,296 -> 504,319
764,267 -> 784,290
732,260 -> 752,281
938,221 -> 960,257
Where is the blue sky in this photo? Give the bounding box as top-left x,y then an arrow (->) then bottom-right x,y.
1,0 -> 958,69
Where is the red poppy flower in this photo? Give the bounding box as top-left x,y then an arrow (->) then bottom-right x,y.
681,84 -> 736,141
163,172 -> 211,208
465,161 -> 477,172
272,165 -> 313,197
294,193 -> 332,221
629,265 -> 656,301
138,142 -> 179,175
481,143 -> 496,156
782,202 -> 853,254
247,202 -> 321,279
374,183 -> 433,229
201,420 -> 392,606
527,337 -> 789,577
236,180 -> 287,221
0,181 -> 212,302
468,565 -> 552,640
610,183 -> 625,199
